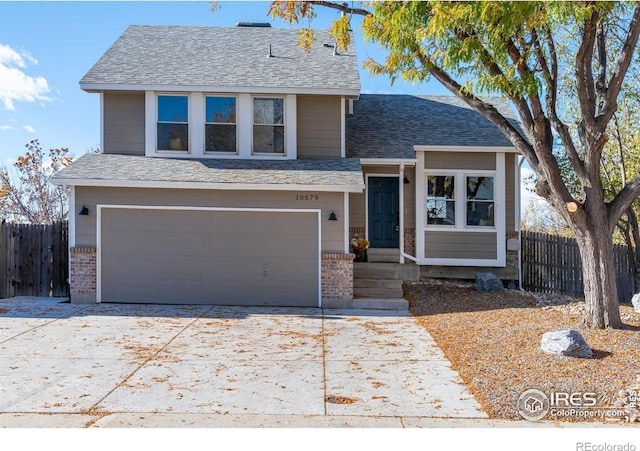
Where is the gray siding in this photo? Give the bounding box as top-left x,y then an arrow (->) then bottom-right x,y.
101,208 -> 318,306
75,187 -> 345,252
424,152 -> 496,170
425,231 -> 497,259
297,95 -> 342,158
103,91 -> 145,155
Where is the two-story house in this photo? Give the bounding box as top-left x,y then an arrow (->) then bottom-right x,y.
53,24 -> 521,307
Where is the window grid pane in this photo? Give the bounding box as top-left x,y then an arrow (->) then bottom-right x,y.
206,97 -> 236,124
158,96 -> 188,122
206,124 -> 236,152
157,123 -> 188,151
254,98 -> 284,125
253,125 -> 285,153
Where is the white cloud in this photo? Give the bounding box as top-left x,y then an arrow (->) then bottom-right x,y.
0,43 -> 27,68
22,125 -> 35,133
0,124 -> 15,130
0,43 -> 50,110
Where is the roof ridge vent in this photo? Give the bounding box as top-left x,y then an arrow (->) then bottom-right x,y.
236,22 -> 272,28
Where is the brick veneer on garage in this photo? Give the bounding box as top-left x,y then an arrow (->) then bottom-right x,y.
321,253 -> 355,300
70,247 -> 96,303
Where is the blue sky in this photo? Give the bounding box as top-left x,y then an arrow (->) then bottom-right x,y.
0,0 -> 539,211
0,0 -> 449,165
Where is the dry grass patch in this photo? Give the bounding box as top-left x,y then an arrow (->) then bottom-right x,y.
405,279 -> 640,422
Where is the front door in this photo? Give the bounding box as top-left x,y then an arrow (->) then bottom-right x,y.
368,177 -> 400,248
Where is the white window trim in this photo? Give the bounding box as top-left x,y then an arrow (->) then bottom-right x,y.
424,169 -> 498,232
145,91 -> 297,159
204,94 -> 239,155
154,93 -> 192,154
251,96 -> 286,156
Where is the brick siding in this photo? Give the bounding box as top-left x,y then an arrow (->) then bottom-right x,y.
70,247 -> 97,303
321,252 -> 354,301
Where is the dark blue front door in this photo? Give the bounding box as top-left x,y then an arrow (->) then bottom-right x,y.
368,177 -> 400,248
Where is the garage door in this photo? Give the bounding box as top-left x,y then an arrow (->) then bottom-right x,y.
99,207 -> 320,306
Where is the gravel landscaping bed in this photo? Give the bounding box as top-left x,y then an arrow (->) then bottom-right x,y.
405,279 -> 640,423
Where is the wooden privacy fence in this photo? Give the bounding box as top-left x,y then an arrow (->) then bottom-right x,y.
521,230 -> 636,302
0,221 -> 69,299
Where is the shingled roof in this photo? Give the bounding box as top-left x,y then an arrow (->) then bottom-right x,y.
52,153 -> 364,190
346,94 -> 521,159
80,25 -> 360,95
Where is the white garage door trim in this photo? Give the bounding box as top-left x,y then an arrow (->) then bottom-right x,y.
96,204 -> 322,306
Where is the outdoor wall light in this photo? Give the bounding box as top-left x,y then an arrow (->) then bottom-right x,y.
566,202 -> 578,213
328,211 -> 338,221
404,176 -> 410,184
79,205 -> 89,216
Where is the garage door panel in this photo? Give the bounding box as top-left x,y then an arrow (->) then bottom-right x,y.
105,209 -> 211,233
104,231 -> 212,258
100,208 -> 319,306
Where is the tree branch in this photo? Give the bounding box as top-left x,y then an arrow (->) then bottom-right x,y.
597,2 -> 640,128
609,174 -> 640,229
309,1 -> 370,17
575,7 -> 599,127
452,29 -> 536,142
415,51 -> 539,171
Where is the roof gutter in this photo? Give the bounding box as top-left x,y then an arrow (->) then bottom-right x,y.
79,83 -> 361,99
51,178 -> 365,193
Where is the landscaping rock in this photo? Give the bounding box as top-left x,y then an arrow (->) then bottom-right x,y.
632,293 -> 640,313
541,329 -> 593,358
473,272 -> 504,293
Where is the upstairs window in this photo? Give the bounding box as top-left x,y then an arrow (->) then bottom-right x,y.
157,95 -> 188,151
205,96 -> 237,153
466,176 -> 494,226
253,97 -> 284,154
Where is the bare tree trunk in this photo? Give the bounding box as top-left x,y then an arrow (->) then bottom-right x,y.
574,223 -> 623,329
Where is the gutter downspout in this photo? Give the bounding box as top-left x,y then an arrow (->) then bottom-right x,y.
399,162 -> 405,264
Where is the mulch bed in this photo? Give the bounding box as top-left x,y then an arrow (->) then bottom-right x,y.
404,279 -> 640,423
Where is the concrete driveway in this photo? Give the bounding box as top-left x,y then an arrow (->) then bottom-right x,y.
0,298 -> 487,427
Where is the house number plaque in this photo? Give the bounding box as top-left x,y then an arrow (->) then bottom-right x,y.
295,194 -> 320,201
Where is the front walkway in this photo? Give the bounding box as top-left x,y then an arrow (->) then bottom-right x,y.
0,298 -> 485,426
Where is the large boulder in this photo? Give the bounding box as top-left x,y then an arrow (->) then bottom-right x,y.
474,272 -> 504,293
541,329 -> 593,358
632,293 -> 640,313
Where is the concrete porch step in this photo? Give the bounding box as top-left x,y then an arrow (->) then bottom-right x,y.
353,278 -> 403,289
366,248 -> 401,263
354,286 -> 405,298
322,297 -> 409,310
353,262 -> 420,281
352,298 -> 409,310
